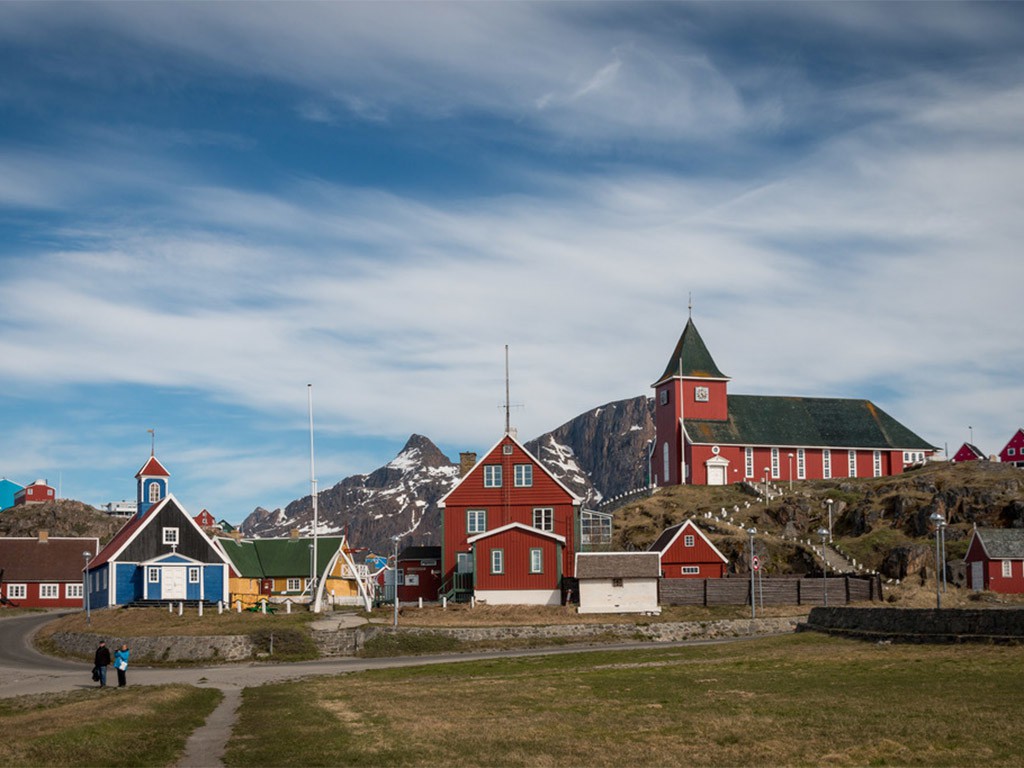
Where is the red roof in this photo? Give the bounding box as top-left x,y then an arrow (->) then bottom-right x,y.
135,456 -> 170,478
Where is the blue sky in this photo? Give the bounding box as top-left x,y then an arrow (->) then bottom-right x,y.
1,2 -> 1022,522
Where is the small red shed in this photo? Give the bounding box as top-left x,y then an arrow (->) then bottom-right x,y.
952,443 -> 986,463
13,480 -> 55,506
649,519 -> 728,578
397,545 -> 442,603
998,429 -> 1024,467
466,523 -> 565,606
964,528 -> 1024,593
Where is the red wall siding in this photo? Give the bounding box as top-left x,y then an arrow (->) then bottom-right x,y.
654,380 -> 683,486
682,379 -> 728,421
443,436 -> 577,581
398,558 -> 442,602
1000,429 -> 1024,464
660,522 -> 727,579
8,581 -> 83,608
472,528 -> 562,592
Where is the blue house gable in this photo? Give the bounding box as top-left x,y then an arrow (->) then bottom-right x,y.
87,463 -> 232,608
0,478 -> 25,511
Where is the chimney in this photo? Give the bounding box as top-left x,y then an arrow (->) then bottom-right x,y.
37,530 -> 49,543
290,528 -> 300,539
459,452 -> 477,478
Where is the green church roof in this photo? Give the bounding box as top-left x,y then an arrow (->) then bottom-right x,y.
685,395 -> 935,450
655,317 -> 728,384
217,536 -> 346,578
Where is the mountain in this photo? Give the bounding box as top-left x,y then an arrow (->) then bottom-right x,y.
0,499 -> 126,543
239,396 -> 657,551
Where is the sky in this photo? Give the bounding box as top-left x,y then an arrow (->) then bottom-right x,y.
1,2 -> 1022,522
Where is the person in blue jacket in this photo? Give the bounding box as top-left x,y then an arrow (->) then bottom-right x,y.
114,643 -> 130,688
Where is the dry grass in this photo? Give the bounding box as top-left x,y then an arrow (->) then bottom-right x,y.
226,634 -> 1024,767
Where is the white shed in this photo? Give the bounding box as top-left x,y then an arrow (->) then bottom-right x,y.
575,552 -> 661,614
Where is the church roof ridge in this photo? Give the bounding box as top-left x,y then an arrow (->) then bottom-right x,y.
653,317 -> 728,385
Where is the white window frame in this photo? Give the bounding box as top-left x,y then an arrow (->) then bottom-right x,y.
483,465 -> 502,488
533,507 -> 554,532
456,552 -> 473,574
529,548 -> 543,574
148,567 -> 160,583
1002,560 -> 1013,578
467,509 -> 487,534
797,448 -> 806,480
745,447 -> 753,478
662,442 -> 670,484
286,577 -> 302,592
848,450 -> 857,478
514,464 -> 533,487
490,549 -> 504,575
188,567 -> 200,584
823,449 -> 832,479
1010,448 -> 1016,457
771,448 -> 780,479
873,450 -> 882,478
162,527 -> 179,546
681,566 -> 700,575
66,583 -> 83,599
149,482 -> 161,503
39,583 -> 60,600
684,535 -> 695,548
7,584 -> 26,600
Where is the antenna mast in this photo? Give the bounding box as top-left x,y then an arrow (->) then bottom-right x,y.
308,384 -> 321,613
504,344 -> 511,435
147,428 -> 155,456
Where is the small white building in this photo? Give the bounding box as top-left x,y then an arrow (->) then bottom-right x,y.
575,552 -> 661,615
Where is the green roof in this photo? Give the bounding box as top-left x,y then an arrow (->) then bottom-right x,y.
655,318 -> 727,384
217,536 -> 345,578
685,395 -> 935,450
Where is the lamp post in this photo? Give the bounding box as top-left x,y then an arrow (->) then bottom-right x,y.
747,527 -> 757,619
82,551 -> 92,624
826,498 -> 834,543
763,467 -> 771,508
788,453 -> 794,491
930,513 -> 944,608
940,520 -> 948,593
392,535 -> 401,628
817,528 -> 829,607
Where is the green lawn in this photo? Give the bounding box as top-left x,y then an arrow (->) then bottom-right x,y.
226,634 -> 1024,767
0,685 -> 221,767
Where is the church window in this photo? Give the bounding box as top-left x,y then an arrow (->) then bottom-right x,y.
148,482 -> 161,503
823,449 -> 832,479
873,450 -> 882,477
162,527 -> 179,545
797,449 -> 806,480
848,450 -> 858,477
745,447 -> 753,478
663,442 -> 670,483
771,448 -> 780,479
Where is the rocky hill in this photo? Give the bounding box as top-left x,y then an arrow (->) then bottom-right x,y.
0,500 -> 126,543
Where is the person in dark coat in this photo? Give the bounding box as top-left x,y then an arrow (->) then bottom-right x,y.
93,640 -> 111,688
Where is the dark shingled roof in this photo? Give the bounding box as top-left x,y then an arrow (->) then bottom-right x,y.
655,318 -> 727,384
576,552 -> 661,579
973,529 -> 1024,560
0,536 -> 100,581
686,395 -> 935,450
648,522 -> 686,554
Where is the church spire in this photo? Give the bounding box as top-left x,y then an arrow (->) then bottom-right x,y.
653,315 -> 728,386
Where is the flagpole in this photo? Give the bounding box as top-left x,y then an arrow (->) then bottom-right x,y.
308,384 -> 320,613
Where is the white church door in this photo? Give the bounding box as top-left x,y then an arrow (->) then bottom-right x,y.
163,567 -> 187,600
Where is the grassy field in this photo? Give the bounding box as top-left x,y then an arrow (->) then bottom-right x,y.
225,633 -> 1024,767
0,685 -> 221,767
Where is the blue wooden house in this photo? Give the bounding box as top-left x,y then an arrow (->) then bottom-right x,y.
85,455 -> 231,608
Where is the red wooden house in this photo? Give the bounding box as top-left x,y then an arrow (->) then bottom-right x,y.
438,432 -> 582,605
648,519 -> 728,578
396,545 -> 442,603
651,317 -> 936,487
998,428 -> 1024,468
13,480 -> 55,506
952,443 -> 986,463
194,509 -> 217,529
964,528 -> 1024,593
0,532 -> 99,608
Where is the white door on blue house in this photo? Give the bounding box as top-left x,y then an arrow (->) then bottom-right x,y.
163,566 -> 187,599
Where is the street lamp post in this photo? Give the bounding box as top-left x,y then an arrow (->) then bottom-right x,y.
930,513 -> 944,608
826,499 -> 834,543
392,535 -> 401,628
763,467 -> 771,508
817,527 -> 829,607
940,520 -> 948,593
747,527 -> 757,619
82,551 -> 92,624
788,453 -> 794,491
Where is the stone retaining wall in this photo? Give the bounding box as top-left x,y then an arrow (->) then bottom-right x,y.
51,631 -> 254,662
799,607 -> 1024,644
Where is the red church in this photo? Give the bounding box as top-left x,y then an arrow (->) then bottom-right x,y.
438,432 -> 582,606
651,317 -> 936,487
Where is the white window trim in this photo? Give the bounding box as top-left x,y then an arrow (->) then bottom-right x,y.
745,447 -> 753,478
66,583 -> 83,599
1002,560 -> 1013,578
483,465 -> 502,488
149,482 -> 161,503
797,448 -> 806,480
286,578 -> 302,592
533,507 -> 554,532
188,567 -> 200,584
529,548 -> 543,574
467,509 -> 487,534
823,449 -> 832,479
682,566 -> 700,575
848,450 -> 857,478
39,583 -> 60,600
771,448 -> 780,479
148,567 -> 160,583
491,549 -> 504,575
873,450 -> 882,477
684,535 -> 695,548
7,584 -> 26,600
162,527 -> 179,545
514,464 -> 533,487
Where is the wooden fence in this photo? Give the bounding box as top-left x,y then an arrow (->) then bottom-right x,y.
659,574 -> 883,607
